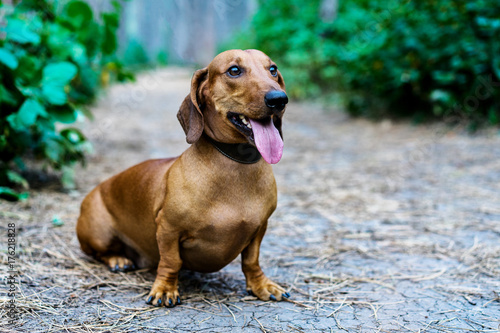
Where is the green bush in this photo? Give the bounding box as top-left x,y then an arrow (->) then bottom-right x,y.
0,0 -> 133,200
235,0 -> 500,126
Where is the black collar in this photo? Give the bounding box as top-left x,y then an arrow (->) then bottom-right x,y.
205,135 -> 261,164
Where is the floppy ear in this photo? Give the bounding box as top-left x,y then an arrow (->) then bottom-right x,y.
277,69 -> 286,90
177,68 -> 208,144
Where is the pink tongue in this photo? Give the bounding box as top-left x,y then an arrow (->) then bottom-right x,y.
249,118 -> 283,164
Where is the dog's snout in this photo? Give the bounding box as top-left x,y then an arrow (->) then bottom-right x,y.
264,90 -> 288,112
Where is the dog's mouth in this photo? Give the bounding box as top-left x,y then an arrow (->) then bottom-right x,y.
228,112 -> 254,141
227,112 -> 283,164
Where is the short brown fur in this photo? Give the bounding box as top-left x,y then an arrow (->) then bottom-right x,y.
76,49 -> 288,307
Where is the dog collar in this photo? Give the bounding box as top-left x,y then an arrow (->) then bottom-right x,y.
205,135 -> 261,164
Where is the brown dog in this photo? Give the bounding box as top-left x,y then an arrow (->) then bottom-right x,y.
76,49 -> 289,307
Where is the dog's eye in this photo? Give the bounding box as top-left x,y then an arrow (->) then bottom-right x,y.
269,65 -> 278,77
227,66 -> 242,77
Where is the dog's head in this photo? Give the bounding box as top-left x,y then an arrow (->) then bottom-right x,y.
177,49 -> 287,164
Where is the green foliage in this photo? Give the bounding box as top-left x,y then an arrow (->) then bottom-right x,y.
234,0 -> 500,126
123,39 -> 150,66
0,0 -> 133,200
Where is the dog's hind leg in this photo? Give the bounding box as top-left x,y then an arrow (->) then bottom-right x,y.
76,187 -> 137,272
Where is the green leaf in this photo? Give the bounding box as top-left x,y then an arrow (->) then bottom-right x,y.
41,84 -> 68,105
3,18 -> 41,45
61,128 -> 86,144
79,107 -> 94,121
43,137 -> 64,164
7,98 -> 48,130
0,135 -> 7,151
70,43 -> 88,65
6,114 -> 23,131
102,12 -> 119,28
0,48 -> 18,69
47,23 -> 74,59
49,105 -> 78,123
430,89 -> 453,104
41,62 -> 78,105
65,1 -> 93,28
42,62 -> 78,84
111,0 -> 122,12
6,170 -> 29,189
15,84 -> 37,98
61,166 -> 75,189
0,187 -> 29,202
102,13 -> 119,55
52,215 -> 65,226
13,157 -> 26,170
102,27 -> 118,55
19,98 -> 48,126
432,71 -> 456,85
15,55 -> 42,83
0,84 -> 18,105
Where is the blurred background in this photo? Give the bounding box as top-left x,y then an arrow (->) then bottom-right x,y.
99,0 -> 499,126
1,0 -> 500,198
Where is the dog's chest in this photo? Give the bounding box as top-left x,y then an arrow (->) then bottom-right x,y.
187,199 -> 265,244
177,199 -> 272,272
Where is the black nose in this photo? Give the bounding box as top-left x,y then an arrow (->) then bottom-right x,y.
264,90 -> 288,112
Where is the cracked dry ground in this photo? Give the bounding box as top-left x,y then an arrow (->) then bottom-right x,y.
1,68 -> 499,333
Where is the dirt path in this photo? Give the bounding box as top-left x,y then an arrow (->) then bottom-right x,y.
1,68 -> 500,332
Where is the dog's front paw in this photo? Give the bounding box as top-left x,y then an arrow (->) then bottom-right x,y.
146,282 -> 181,308
247,276 -> 290,301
